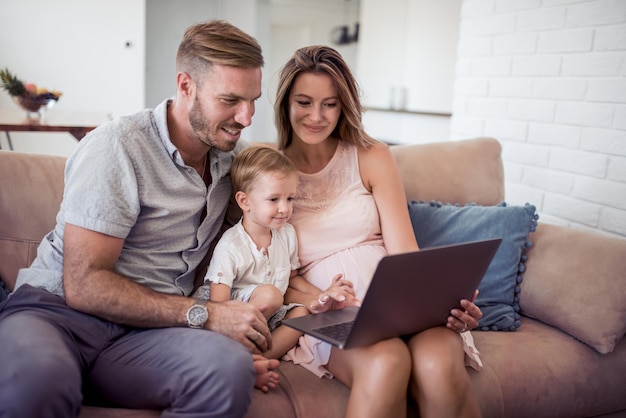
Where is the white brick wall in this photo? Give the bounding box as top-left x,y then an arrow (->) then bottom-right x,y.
450,0 -> 626,238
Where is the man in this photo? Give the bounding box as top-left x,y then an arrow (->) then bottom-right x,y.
0,20 -> 279,418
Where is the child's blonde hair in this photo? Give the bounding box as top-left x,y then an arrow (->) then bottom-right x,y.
231,146 -> 298,193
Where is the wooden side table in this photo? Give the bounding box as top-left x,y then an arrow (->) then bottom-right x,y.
0,108 -> 111,150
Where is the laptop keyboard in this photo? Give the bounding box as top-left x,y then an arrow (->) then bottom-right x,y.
313,321 -> 354,340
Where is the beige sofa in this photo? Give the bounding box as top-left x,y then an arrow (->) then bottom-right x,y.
1,137 -> 625,418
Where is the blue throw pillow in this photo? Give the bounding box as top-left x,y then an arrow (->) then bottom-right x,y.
408,201 -> 538,331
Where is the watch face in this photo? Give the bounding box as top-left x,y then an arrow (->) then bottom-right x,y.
188,305 -> 208,328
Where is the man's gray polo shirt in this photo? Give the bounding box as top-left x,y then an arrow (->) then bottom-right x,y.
16,99 -> 248,298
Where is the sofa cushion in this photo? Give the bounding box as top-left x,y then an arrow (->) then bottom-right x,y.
408,201 -> 538,331
522,223 -> 626,354
0,151 -> 66,291
470,318 -> 626,417
391,137 -> 505,206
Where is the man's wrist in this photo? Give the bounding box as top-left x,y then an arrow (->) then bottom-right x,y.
185,299 -> 208,328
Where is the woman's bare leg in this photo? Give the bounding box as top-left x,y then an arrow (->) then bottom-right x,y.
326,337 -> 411,418
407,327 -> 481,418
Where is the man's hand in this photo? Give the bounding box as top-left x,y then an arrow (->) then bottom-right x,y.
308,274 -> 360,314
205,300 -> 272,354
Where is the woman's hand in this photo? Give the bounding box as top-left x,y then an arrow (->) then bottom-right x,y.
308,274 -> 360,314
447,289 -> 483,333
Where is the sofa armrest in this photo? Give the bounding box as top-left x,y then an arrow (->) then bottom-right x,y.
390,137 -> 505,205
522,223 -> 626,354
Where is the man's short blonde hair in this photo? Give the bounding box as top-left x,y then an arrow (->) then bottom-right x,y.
176,20 -> 264,84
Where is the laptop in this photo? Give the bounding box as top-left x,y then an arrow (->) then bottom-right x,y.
282,238 -> 501,349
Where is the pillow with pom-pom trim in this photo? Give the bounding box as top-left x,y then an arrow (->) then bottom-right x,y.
408,201 -> 538,331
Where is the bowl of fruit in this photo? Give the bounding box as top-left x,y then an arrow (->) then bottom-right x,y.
0,68 -> 62,119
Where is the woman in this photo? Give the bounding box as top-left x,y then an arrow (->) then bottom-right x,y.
276,45 -> 484,418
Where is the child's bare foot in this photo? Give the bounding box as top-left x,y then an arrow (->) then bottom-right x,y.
253,354 -> 280,392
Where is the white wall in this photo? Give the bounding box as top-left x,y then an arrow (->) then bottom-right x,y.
1,0 -> 352,152
356,0 -> 461,113
356,0 -> 462,145
0,0 -> 146,156
145,0 -> 222,109
451,0 -> 626,239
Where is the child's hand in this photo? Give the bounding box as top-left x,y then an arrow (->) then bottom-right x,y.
309,274 -> 360,313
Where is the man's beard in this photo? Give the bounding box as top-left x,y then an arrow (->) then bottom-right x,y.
189,96 -> 242,152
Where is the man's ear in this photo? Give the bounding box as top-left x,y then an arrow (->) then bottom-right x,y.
177,72 -> 194,99
235,191 -> 249,212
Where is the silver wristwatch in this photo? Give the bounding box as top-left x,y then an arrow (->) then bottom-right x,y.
186,299 -> 208,329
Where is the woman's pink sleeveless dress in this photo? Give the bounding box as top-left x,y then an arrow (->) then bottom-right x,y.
283,141 -> 482,377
